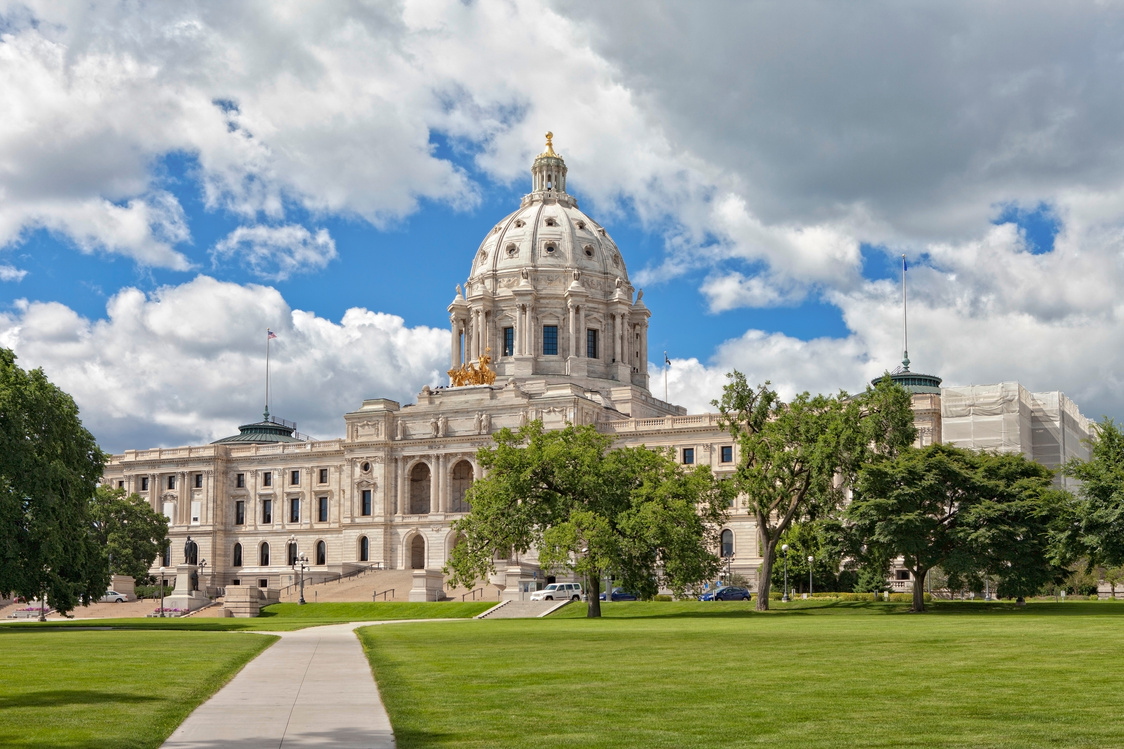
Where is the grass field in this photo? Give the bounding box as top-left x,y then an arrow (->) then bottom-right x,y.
359,600 -> 1124,748
0,600 -> 494,632
0,629 -> 274,749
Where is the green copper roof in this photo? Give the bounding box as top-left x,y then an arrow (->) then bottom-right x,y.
872,369 -> 943,395
212,412 -> 306,444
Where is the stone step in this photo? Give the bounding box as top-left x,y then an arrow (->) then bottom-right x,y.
476,600 -> 572,619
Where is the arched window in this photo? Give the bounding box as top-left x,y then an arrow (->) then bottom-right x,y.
450,461 -> 474,513
410,463 -> 431,514
260,542 -> 270,566
410,535 -> 426,570
233,543 -> 243,567
316,540 -> 326,566
287,542 -> 298,566
720,529 -> 734,558
359,536 -> 369,562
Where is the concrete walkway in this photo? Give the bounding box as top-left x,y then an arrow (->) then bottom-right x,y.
162,621 -> 405,749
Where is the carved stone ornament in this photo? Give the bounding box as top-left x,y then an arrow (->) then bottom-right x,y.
448,348 -> 496,387
395,420 -> 406,440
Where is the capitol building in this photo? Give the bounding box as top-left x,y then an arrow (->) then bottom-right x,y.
103,135 -> 1095,600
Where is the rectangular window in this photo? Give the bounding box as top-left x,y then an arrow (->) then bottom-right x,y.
318,496 -> 328,522
361,489 -> 372,516
682,448 -> 695,465
543,325 -> 558,356
290,497 -> 300,523
235,500 -> 245,525
117,480 -> 124,489
587,328 -> 598,359
720,445 -> 733,463
141,477 -> 149,491
503,327 -> 514,356
262,499 -> 272,524
318,468 -> 328,484
194,473 -> 203,489
167,475 -> 176,490
263,472 -> 272,487
236,473 -> 245,488
290,470 -> 300,486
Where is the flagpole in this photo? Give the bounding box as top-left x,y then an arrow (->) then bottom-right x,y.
901,254 -> 909,370
664,351 -> 669,403
265,329 -> 271,419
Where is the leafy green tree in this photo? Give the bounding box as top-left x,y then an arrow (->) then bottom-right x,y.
0,348 -> 108,615
1064,418 -> 1124,571
769,521 -> 844,594
446,422 -> 731,617
714,373 -> 915,610
89,486 -> 169,582
849,443 -> 1067,611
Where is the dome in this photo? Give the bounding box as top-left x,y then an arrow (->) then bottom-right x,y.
467,132 -> 629,285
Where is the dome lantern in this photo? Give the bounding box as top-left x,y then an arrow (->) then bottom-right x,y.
531,131 -> 568,195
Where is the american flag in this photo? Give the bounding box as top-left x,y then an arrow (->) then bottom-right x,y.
267,329 -> 277,340
664,352 -> 671,366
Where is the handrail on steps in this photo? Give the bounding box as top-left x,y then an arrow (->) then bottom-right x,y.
372,589 -> 395,601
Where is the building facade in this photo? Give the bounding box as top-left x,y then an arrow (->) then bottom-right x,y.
104,136 -> 758,594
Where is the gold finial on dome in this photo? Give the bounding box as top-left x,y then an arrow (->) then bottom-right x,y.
542,131 -> 557,156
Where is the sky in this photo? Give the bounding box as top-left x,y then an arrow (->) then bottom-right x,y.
2,0 -> 1123,453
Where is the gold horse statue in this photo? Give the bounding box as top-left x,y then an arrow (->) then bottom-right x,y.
448,347 -> 496,387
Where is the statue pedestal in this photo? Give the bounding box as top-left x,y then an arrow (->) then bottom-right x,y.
164,564 -> 210,614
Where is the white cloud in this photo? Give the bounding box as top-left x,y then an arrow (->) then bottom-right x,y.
0,265 -> 27,282
0,275 -> 448,452
212,224 -> 337,281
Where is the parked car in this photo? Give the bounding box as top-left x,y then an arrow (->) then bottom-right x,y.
713,586 -> 752,601
697,590 -> 716,601
530,583 -> 583,601
599,587 -> 638,601
100,590 -> 128,603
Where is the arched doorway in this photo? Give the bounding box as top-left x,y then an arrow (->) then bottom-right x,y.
449,461 -> 474,513
410,463 -> 431,514
410,535 -> 426,569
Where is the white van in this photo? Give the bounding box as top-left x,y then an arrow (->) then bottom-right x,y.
530,582 -> 583,601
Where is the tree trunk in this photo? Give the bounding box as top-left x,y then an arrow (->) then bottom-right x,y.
757,547 -> 774,611
911,567 -> 927,613
586,572 -> 602,618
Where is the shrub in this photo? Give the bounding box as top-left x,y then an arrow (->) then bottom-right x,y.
653,594 -> 673,602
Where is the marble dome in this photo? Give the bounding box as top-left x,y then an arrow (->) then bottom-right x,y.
467,133 -> 629,285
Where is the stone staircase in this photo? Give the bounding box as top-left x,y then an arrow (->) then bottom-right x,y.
283,569 -> 504,603
476,599 -> 572,619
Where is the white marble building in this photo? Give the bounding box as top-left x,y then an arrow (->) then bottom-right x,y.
103,135 -> 757,595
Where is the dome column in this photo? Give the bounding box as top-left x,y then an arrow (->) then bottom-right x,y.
512,275 -> 536,376
448,290 -> 469,372
565,275 -> 589,379
631,295 -> 651,389
610,283 -> 633,384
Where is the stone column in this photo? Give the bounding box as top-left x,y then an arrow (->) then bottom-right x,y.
430,456 -> 441,514
613,314 -> 622,362
396,457 -> 406,518
567,301 -> 576,356
450,317 -> 461,369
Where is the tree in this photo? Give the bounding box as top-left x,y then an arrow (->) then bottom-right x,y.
1064,418 -> 1124,571
849,443 -> 1067,611
89,486 -> 169,582
769,520 -> 844,594
714,373 -> 915,610
0,348 -> 108,615
446,422 -> 731,617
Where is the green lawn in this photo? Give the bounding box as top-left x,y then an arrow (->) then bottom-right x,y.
0,600 -> 495,632
359,600 -> 1124,748
0,629 -> 275,749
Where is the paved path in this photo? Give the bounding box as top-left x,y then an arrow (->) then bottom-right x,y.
162,621 -> 407,749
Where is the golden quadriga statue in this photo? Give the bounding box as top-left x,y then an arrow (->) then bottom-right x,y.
448,348 -> 496,387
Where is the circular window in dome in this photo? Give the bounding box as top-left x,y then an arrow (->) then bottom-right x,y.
361,461 -> 371,473
506,244 -> 517,257
577,220 -> 586,230
545,243 -> 556,254
514,219 -> 525,228
584,246 -> 594,258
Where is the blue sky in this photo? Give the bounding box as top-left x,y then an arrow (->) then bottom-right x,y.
1,1 -> 1122,452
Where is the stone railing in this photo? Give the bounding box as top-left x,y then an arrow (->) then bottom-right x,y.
598,412 -> 723,434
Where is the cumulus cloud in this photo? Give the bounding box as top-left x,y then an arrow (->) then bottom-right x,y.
0,276 -> 448,452
212,224 -> 337,280
0,265 -> 27,282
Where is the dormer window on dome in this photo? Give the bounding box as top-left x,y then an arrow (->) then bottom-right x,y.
545,217 -> 557,227
506,244 -> 518,256
584,245 -> 594,257
514,219 -> 525,228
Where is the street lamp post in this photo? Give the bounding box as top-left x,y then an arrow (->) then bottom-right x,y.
159,566 -> 166,617
808,556 -> 814,597
781,544 -> 789,603
292,552 -> 309,605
